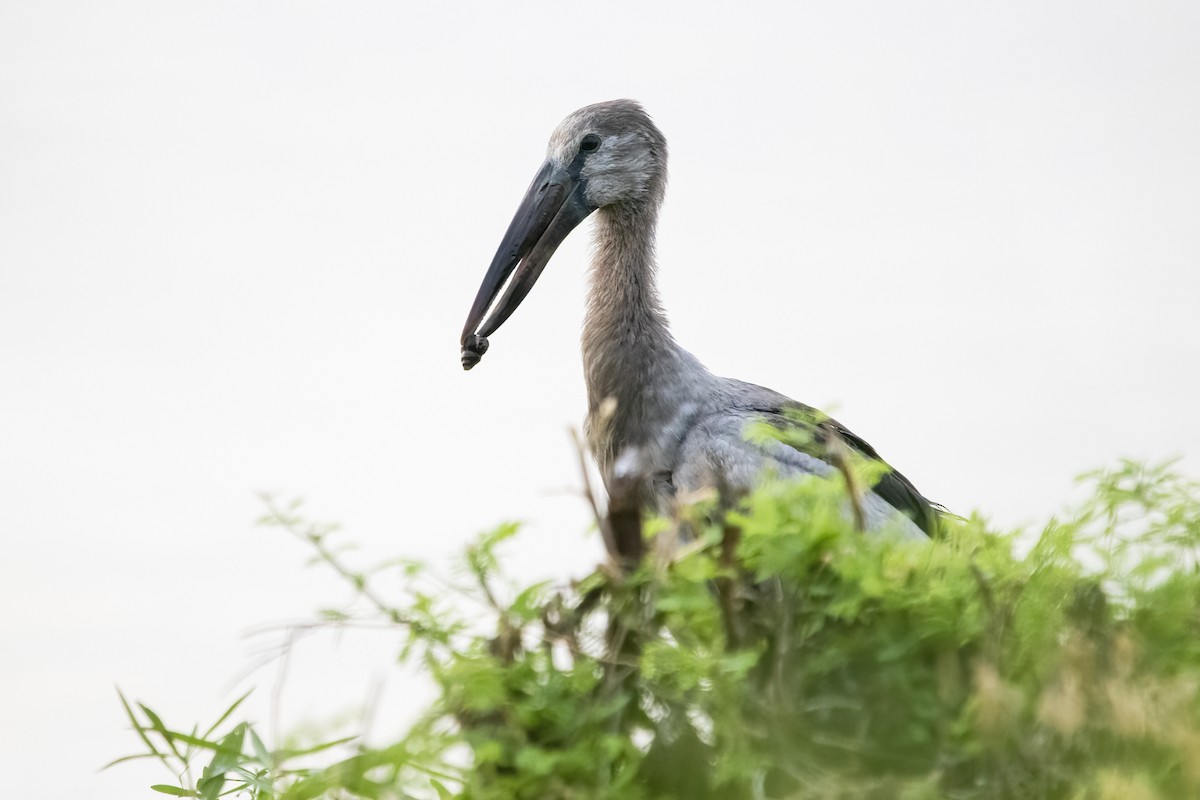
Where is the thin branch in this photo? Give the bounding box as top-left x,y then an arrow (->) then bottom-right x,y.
570,428 -> 621,565
824,426 -> 866,533
259,496 -> 416,627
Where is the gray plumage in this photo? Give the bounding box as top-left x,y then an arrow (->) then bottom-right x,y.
462,100 -> 937,541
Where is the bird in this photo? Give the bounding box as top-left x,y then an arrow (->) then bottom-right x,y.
459,100 -> 939,548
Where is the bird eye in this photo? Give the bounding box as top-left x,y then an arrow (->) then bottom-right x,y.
580,134 -> 602,153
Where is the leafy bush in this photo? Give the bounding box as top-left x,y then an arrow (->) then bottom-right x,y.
113,459 -> 1200,799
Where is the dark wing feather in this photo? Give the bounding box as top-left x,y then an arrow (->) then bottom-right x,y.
818,417 -> 940,536
748,400 -> 941,537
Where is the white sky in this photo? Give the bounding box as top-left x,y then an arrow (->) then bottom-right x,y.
2,2 -> 1198,797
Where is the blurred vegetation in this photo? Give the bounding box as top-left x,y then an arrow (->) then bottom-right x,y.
111,458 -> 1200,799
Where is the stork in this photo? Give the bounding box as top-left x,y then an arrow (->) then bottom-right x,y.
460,100 -> 939,548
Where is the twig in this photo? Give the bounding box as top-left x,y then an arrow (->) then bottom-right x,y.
823,426 -> 866,533
271,627 -> 297,751
716,522 -> 746,648
259,496 -> 416,627
570,428 -> 620,565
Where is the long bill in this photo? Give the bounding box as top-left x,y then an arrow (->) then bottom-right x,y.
459,160 -> 594,369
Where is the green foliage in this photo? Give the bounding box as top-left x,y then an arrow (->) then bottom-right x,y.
113,460 -> 1200,799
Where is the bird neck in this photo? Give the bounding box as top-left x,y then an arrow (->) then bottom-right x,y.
583,202 -> 699,464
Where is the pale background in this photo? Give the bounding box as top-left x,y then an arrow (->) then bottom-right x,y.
2,2 -> 1198,797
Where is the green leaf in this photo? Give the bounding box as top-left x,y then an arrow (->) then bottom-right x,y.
276,735 -> 357,760
139,703 -> 185,761
116,689 -> 170,769
99,752 -> 158,771
202,689 -> 253,740
317,607 -> 351,622
154,729 -> 223,752
510,580 -> 551,621
196,774 -> 225,800
248,727 -> 271,765
197,723 -> 246,800
150,786 -> 197,797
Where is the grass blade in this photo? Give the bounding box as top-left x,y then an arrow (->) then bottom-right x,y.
140,702 -> 185,762
99,752 -> 158,771
276,735 -> 357,760
202,689 -> 253,740
116,688 -> 171,770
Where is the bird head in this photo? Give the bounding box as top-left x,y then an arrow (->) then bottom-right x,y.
547,99 -> 668,210
460,100 -> 667,369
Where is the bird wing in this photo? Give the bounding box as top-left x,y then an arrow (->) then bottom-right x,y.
699,378 -> 939,536
747,401 -> 941,537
